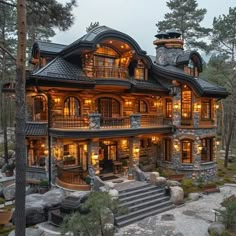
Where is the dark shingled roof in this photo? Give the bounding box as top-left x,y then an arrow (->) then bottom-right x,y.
134,79 -> 168,92
25,122 -> 48,136
37,41 -> 67,55
32,57 -> 92,82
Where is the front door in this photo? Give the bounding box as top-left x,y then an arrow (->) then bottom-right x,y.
99,141 -> 117,174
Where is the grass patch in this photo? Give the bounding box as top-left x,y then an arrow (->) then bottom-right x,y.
0,225 -> 14,236
216,157 -> 236,184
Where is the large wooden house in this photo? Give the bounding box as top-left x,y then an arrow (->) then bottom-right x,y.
24,26 -> 228,190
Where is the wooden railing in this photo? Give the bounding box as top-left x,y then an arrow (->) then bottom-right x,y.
100,117 -> 130,128
57,165 -> 86,185
52,115 -> 89,128
51,114 -> 164,129
141,115 -> 163,127
93,66 -> 128,79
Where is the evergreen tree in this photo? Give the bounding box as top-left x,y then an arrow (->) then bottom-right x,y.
156,0 -> 211,51
211,7 -> 236,167
86,21 -> 100,33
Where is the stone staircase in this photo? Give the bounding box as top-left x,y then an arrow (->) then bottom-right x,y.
115,183 -> 174,227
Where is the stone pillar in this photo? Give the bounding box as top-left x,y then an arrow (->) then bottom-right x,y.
193,112 -> 200,128
173,87 -> 181,126
130,114 -> 141,128
89,113 -> 101,130
129,137 -> 140,166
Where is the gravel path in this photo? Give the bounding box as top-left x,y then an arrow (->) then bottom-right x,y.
115,184 -> 236,236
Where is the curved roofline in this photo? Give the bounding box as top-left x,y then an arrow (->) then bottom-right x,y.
60,26 -> 153,66
152,64 -> 229,99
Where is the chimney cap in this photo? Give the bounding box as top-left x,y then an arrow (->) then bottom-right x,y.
155,31 -> 169,39
167,29 -> 181,38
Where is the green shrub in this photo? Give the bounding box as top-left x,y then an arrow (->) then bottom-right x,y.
0,197 -> 5,205
39,179 -> 49,187
219,199 -> 236,230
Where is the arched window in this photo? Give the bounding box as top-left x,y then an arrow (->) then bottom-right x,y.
135,99 -> 148,113
181,139 -> 192,163
64,96 -> 81,116
181,85 -> 192,119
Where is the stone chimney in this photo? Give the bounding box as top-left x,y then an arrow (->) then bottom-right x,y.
153,29 -> 184,66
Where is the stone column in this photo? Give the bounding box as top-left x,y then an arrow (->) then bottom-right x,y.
89,113 -> 101,130
130,114 -> 141,128
172,87 -> 181,126
193,112 -> 200,128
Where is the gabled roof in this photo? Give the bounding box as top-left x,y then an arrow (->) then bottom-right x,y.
25,122 -> 48,136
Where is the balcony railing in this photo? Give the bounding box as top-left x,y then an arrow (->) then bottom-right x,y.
51,114 -> 166,130
93,66 -> 128,79
52,116 -> 89,129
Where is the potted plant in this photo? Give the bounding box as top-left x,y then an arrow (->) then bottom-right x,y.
39,179 -> 49,194
0,197 -> 5,209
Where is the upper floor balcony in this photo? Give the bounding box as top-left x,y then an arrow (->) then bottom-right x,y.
93,66 -> 129,79
51,114 -> 165,130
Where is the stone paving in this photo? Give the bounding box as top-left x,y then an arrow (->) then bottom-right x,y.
114,184 -> 236,236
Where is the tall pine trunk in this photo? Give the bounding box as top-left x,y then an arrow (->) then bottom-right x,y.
15,0 -> 26,235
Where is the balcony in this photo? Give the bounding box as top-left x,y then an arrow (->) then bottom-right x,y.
51,114 -> 165,130
93,66 -> 128,79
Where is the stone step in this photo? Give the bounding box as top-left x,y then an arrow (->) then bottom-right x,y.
119,194 -> 170,210
119,188 -> 164,203
116,204 -> 174,227
119,185 -> 161,199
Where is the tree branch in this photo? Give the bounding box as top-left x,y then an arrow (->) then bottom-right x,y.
0,0 -> 16,7
0,44 -> 16,62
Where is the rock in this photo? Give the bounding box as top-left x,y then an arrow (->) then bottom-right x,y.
108,189 -> 119,200
133,165 -> 146,182
25,207 -> 47,226
0,157 -> 5,169
93,176 -> 106,191
105,182 -> 115,189
155,177 -> 167,186
0,183 -> 4,197
43,188 -> 65,208
149,172 -> 160,184
9,228 -> 44,236
208,222 -> 225,236
101,207 -> 115,233
188,193 -> 201,201
167,180 -> 181,187
170,186 -> 184,205
3,183 -> 15,201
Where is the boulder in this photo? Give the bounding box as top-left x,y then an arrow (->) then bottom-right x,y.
3,183 -> 15,201
0,157 -> 5,169
170,186 -> 184,205
133,165 -> 146,182
208,222 -> 225,236
93,176 -> 106,191
167,180 -> 181,187
43,188 -> 65,208
9,228 -> 44,236
149,172 -> 160,184
108,189 -> 119,200
188,193 -> 201,201
0,183 -> 4,197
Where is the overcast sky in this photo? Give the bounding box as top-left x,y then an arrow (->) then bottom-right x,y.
54,0 -> 236,56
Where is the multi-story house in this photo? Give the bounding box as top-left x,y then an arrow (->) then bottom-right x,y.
24,26 -> 228,190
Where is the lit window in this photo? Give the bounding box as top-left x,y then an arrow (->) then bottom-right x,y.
201,99 -> 211,119
201,138 -> 213,162
166,99 -> 172,118
181,85 -> 192,119
181,139 -> 192,163
164,139 -> 172,161
135,100 -> 148,113
64,96 -> 80,116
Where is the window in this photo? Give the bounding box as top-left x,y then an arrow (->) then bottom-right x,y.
33,95 -> 47,121
97,97 -> 120,117
201,99 -> 211,119
164,139 -> 172,161
181,139 -> 192,163
134,60 -> 145,80
135,100 -> 148,113
187,59 -> 198,77
64,97 -> 80,116
166,99 -> 173,118
181,85 -> 192,119
201,138 -> 213,162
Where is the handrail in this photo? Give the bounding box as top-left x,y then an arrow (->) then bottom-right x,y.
93,66 -> 128,79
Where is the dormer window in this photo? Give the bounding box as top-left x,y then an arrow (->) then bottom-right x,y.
188,59 -> 198,77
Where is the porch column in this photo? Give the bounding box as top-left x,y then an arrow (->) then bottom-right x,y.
88,139 -> 100,174
89,113 -> 101,130
129,137 -> 141,167
130,114 -> 141,128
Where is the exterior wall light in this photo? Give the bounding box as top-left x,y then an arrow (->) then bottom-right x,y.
216,141 -> 220,146
54,97 -> 60,104
174,103 -> 179,110
85,99 -> 92,105
151,136 -> 160,144
215,104 -> 219,109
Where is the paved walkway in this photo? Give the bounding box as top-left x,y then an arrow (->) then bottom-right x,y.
115,184 -> 236,236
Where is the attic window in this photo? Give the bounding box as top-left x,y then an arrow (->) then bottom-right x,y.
187,58 -> 199,77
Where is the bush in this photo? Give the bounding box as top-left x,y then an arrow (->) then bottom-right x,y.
39,179 -> 49,187
0,197 -> 5,205
219,197 -> 236,231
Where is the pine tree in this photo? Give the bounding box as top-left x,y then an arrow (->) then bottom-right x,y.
86,21 -> 100,33
211,7 -> 236,167
156,0 -> 211,51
